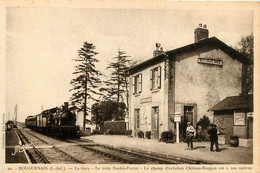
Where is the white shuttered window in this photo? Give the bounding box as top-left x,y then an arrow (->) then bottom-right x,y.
132,74 -> 142,94
150,66 -> 161,90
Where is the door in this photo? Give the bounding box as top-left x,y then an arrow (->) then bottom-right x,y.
151,107 -> 159,139
248,117 -> 253,138
134,109 -> 140,137
184,106 -> 194,124
224,117 -> 233,144
182,106 -> 194,137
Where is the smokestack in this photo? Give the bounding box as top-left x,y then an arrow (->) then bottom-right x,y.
194,24 -> 209,43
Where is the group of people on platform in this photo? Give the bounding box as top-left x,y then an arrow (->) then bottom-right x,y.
185,122 -> 220,152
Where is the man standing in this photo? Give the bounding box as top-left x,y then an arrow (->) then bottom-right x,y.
208,124 -> 220,152
186,122 -> 196,150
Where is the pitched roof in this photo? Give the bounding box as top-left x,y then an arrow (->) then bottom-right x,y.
127,37 -> 251,74
208,95 -> 253,111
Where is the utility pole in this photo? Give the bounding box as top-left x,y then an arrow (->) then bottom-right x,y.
8,112 -> 10,121
12,104 -> 17,126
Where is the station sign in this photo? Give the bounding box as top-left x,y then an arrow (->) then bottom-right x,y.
140,97 -> 152,104
198,58 -> 223,66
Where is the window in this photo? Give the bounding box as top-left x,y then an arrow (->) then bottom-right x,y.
135,109 -> 140,129
150,66 -> 161,90
132,74 -> 142,94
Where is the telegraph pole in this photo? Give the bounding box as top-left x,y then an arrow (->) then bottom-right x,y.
12,104 -> 17,126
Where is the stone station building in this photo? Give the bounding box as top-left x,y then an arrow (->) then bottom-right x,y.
127,24 -> 251,139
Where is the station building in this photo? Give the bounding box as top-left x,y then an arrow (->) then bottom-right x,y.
127,24 -> 250,139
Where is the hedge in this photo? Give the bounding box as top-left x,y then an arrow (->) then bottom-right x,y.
103,121 -> 126,135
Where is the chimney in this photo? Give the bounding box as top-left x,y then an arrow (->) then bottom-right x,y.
194,23 -> 209,43
153,43 -> 164,57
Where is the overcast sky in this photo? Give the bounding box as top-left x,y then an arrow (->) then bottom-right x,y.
5,8 -> 253,122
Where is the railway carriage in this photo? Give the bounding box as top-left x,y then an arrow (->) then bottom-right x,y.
25,116 -> 37,128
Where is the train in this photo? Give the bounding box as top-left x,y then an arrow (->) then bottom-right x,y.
25,102 -> 80,138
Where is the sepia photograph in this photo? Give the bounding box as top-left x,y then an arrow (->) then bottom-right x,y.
1,1 -> 259,172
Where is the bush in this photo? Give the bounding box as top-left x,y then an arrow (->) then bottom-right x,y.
160,131 -> 174,142
137,130 -> 144,138
145,131 -> 151,139
230,136 -> 239,147
105,129 -> 113,135
197,115 -> 211,130
125,130 -> 132,136
193,129 -> 210,142
92,129 -> 100,134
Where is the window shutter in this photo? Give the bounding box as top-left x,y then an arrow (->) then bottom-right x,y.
150,70 -> 153,90
132,76 -> 135,94
139,74 -> 142,93
158,66 -> 161,88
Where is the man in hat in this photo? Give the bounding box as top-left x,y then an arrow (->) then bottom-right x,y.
208,124 -> 220,152
186,122 -> 196,150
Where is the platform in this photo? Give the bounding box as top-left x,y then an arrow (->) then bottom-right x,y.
5,128 -> 28,163
83,135 -> 253,164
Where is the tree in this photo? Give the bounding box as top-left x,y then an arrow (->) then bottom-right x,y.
236,34 -> 253,63
91,100 -> 126,129
235,34 -> 254,94
100,50 -> 131,118
70,42 -> 102,130
197,115 -> 211,130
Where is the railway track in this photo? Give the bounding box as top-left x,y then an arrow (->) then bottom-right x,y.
79,143 -> 204,164
17,129 -> 84,164
18,128 -> 205,164
66,137 -> 204,164
15,129 -> 50,164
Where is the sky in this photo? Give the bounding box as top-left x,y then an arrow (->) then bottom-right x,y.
5,7 -> 253,122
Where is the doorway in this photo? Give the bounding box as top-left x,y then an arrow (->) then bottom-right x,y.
184,106 -> 194,124
224,117 -> 233,144
151,106 -> 159,139
180,106 -> 194,139
134,109 -> 140,137
248,117 -> 253,138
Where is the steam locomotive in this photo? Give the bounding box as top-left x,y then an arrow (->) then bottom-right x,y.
25,102 -> 80,138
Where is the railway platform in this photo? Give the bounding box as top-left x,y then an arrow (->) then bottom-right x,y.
83,135 -> 253,164
5,128 -> 29,163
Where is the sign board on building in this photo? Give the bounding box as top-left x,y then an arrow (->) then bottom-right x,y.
198,58 -> 223,66
174,113 -> 181,122
174,116 -> 181,122
140,97 -> 152,104
247,112 -> 253,118
234,112 -> 246,126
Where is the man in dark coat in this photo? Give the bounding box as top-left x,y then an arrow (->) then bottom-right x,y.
208,124 -> 220,152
